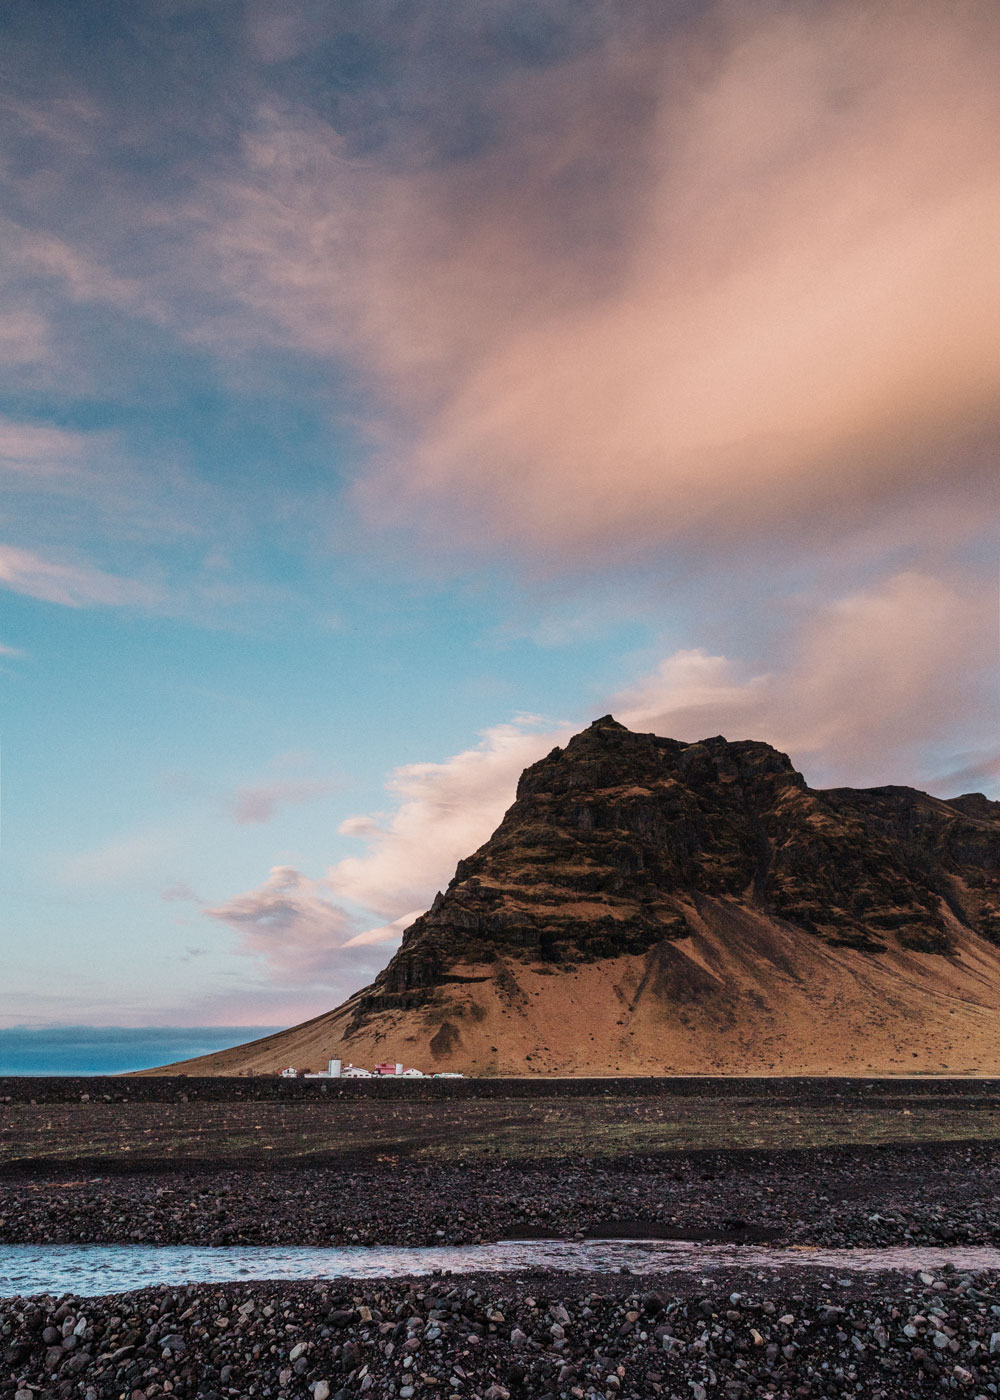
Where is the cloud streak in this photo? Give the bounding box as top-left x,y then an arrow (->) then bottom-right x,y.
205,866 -> 358,982
327,717 -> 573,917
615,570 -> 998,790
228,778 -> 338,825
0,420 -> 95,481
303,568 -> 1000,929
0,543 -> 160,608
167,1 -> 1000,570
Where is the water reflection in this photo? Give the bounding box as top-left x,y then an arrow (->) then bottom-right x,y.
3,1240 -> 1000,1298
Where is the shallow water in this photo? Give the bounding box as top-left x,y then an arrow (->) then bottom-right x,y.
3,1240 -> 1000,1298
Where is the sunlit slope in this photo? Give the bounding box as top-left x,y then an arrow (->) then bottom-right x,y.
145,718 -> 1000,1077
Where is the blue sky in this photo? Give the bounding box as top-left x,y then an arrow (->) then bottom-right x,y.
1,0 -> 998,1031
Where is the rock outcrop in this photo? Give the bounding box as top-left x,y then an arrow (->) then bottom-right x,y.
154,717 -> 1000,1076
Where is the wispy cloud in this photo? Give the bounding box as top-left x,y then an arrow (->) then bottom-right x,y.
205,865 -> 359,983
615,570 -> 998,790
0,543 -> 161,608
0,216 -> 146,311
360,3 -> 1000,564
299,569 -> 999,924
0,419 -> 93,480
155,2 -> 1000,572
228,777 -> 338,825
161,880 -> 203,904
928,751 -> 1000,797
327,716 -> 572,918
343,910 -> 422,949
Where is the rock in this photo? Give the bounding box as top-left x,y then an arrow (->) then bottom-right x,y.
8,1271 -> 1000,1400
263,717 -> 1000,1076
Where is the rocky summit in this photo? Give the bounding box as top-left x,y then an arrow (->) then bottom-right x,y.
160,717 -> 1000,1076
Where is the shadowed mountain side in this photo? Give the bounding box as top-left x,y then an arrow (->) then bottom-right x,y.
147,718 -> 1000,1076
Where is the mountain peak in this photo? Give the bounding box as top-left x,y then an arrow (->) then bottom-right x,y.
164,718 -> 1000,1077
363,717 -> 999,1002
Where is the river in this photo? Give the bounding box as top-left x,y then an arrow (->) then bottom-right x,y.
3,1240 -> 1000,1297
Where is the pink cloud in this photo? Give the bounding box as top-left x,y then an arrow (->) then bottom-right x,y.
205,865 -> 358,982
9,4 -> 993,586
0,543 -> 161,608
369,4 -> 1000,562
172,3 -> 1000,569
307,569 -> 998,926
615,570 -> 997,790
343,910 -> 423,949
326,717 -> 572,918
229,777 -> 338,825
161,881 -> 202,904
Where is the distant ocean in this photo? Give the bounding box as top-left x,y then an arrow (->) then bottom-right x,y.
0,1026 -> 283,1076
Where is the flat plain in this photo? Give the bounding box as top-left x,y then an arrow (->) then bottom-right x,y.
2,1076 -> 1000,1171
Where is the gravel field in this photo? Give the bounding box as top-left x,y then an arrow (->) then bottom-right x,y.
2,1141 -> 999,1250
4,1265 -> 1000,1399
4,1083 -> 999,1395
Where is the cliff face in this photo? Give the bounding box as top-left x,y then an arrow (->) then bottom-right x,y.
154,718 -> 1000,1077
365,716 -> 1000,1011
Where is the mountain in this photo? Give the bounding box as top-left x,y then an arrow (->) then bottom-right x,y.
155,717 -> 1000,1076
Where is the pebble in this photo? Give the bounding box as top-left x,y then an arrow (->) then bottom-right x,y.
3,1268 -> 1000,1400
4,1138 -> 1000,1252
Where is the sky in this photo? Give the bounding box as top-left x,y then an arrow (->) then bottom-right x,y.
1,0 -> 998,1036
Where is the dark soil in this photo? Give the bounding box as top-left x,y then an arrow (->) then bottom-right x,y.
3,1078 -> 1000,1173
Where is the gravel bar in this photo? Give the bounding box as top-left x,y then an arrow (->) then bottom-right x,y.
4,1266 -> 1000,1399
3,1141 -> 1000,1251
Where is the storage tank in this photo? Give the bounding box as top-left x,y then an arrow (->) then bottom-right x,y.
328,1058 -> 342,1078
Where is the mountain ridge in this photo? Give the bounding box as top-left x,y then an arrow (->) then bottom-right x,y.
147,717 -> 1000,1077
